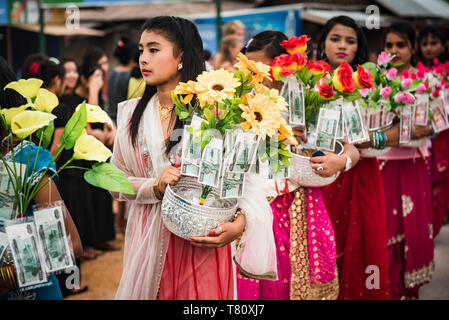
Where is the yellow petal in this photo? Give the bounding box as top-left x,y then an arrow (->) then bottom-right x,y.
4,78 -> 43,101
184,94 -> 193,104
34,88 -> 59,112
11,110 -> 56,140
1,105 -> 28,126
75,103 -> 113,126
73,133 -> 112,162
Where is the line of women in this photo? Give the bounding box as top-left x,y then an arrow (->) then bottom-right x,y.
111,15 -> 449,300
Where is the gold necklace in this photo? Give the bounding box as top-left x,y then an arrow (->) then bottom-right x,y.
156,96 -> 174,121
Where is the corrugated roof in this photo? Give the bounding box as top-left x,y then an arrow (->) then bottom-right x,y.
78,1 -> 254,22
376,0 -> 449,18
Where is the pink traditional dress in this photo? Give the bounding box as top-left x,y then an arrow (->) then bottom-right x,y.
237,176 -> 338,300
377,141 -> 435,299
111,96 -> 277,300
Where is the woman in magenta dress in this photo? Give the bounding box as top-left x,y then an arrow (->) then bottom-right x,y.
318,16 -> 392,300
236,30 -> 360,300
377,22 -> 435,300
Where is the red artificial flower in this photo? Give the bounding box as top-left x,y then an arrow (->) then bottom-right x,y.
292,51 -> 308,71
29,62 -> 41,75
307,60 -> 330,76
317,83 -> 334,99
270,53 -> 306,80
332,61 -> 355,93
353,65 -> 374,89
281,35 -> 311,55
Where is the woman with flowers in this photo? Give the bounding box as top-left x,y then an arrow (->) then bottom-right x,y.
0,57 -> 82,300
317,16 -> 392,299
111,16 -> 276,300
417,27 -> 449,237
376,22 -> 435,300
235,30 -> 359,300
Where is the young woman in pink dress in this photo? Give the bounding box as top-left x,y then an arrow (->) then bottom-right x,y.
236,30 -> 360,300
377,22 -> 435,300
110,16 -> 277,300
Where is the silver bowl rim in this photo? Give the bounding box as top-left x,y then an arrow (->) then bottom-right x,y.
291,140 -> 344,160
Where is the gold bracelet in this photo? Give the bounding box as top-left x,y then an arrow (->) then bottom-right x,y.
1,266 -> 13,289
153,178 -> 164,200
7,265 -> 17,289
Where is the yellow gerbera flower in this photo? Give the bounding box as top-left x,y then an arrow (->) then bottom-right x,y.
174,80 -> 197,104
234,53 -> 271,84
239,93 -> 281,139
34,88 -> 59,113
11,110 -> 56,140
195,69 -> 241,107
279,117 -> 298,146
75,103 -> 113,126
4,78 -> 43,102
73,133 -> 112,162
268,88 -> 288,111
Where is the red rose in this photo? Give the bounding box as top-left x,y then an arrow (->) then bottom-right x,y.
353,65 -> 374,89
292,51 -> 308,70
318,83 -> 334,99
332,61 -> 355,93
29,62 -> 41,75
270,54 -> 298,80
281,35 -> 311,55
307,60 -> 330,76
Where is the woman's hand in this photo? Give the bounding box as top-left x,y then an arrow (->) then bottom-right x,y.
190,213 -> 246,248
0,280 -> 9,296
411,124 -> 433,140
309,151 -> 346,177
354,129 -> 372,149
158,165 -> 181,194
88,69 -> 103,94
292,126 -> 307,143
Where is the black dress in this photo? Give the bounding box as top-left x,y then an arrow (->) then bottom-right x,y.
54,93 -> 115,247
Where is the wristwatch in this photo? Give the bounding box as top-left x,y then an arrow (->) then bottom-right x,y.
343,154 -> 352,172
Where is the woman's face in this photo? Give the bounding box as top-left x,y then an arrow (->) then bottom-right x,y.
63,61 -> 79,90
323,23 -> 358,70
98,55 -> 109,75
139,30 -> 182,87
384,32 -> 414,67
246,50 -> 282,90
420,33 -> 444,62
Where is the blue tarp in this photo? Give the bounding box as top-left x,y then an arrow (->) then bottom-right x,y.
0,0 -> 7,24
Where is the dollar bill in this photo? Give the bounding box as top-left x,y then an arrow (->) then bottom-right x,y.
6,222 -> 47,288
399,110 -> 412,144
0,162 -> 27,222
342,101 -> 369,144
198,137 -> 223,188
288,82 -> 306,126
431,98 -> 449,133
34,206 -> 74,273
0,231 -> 7,261
315,108 -> 340,152
183,116 -> 206,166
220,172 -> 245,199
226,132 -> 260,174
414,94 -> 429,126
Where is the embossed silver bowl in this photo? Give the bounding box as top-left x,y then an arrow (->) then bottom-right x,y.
360,122 -> 393,158
161,177 -> 238,240
401,138 -> 425,148
289,141 -> 343,187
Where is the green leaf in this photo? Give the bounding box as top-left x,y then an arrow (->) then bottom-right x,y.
344,91 -> 362,102
62,101 -> 87,150
37,121 -> 54,149
84,162 -> 135,195
179,111 -> 190,120
280,156 -> 291,168
407,80 -> 421,92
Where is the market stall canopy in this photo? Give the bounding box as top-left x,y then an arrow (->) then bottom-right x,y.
301,8 -> 394,28
77,1 -> 254,22
375,0 -> 449,18
10,23 -> 105,37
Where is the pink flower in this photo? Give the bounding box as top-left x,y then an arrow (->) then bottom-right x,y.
359,88 -> 370,97
380,86 -> 392,98
431,89 -> 440,99
417,69 -> 425,80
410,72 -> 417,80
416,82 -> 429,93
401,69 -> 409,79
444,83 -> 449,89
394,92 -> 415,104
386,68 -> 398,80
377,51 -> 390,66
402,78 -> 412,89
433,58 -> 439,66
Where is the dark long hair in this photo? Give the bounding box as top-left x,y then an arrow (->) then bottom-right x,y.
417,26 -> 449,64
316,15 -> 368,69
382,21 -> 417,66
30,58 -> 66,90
129,16 -> 205,150
241,30 -> 288,59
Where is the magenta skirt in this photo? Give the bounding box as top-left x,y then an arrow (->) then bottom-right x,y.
380,157 -> 435,299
